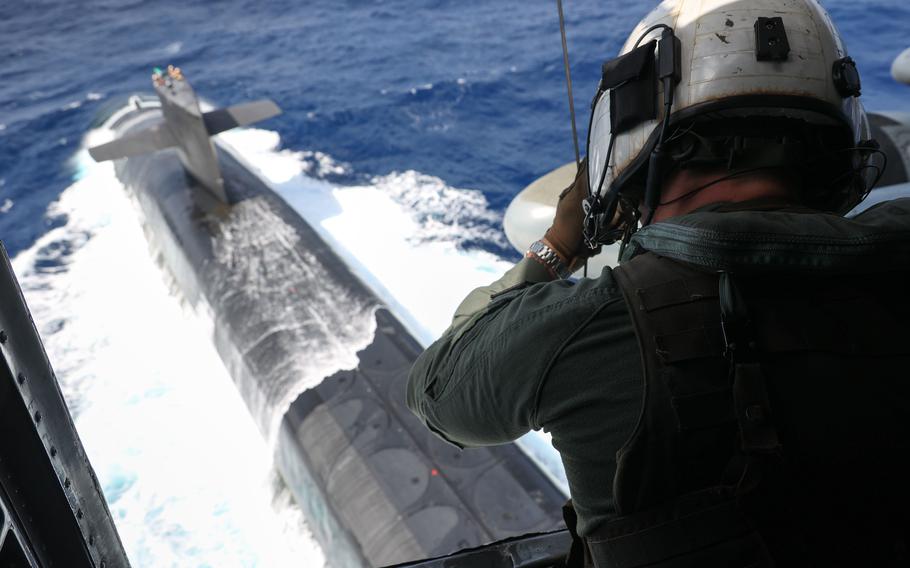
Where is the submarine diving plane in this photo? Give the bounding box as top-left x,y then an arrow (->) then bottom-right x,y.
86,66 -> 568,567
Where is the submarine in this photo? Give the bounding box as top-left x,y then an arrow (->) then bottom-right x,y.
87,66 -> 567,567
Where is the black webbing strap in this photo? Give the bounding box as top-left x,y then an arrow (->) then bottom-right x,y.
732,363 -> 780,455
719,272 -> 782,495
635,276 -> 718,312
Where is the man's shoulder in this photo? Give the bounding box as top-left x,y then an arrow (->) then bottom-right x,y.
625,199 -> 910,275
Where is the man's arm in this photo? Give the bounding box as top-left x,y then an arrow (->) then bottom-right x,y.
406,257 -> 620,448
406,160 -> 622,447
405,255 -> 553,446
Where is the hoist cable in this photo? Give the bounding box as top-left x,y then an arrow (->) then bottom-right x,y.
557,0 -> 581,168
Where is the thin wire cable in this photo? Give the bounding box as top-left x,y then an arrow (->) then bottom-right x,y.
557,0 -> 581,168
633,24 -> 672,48
642,93 -> 675,226
828,163 -> 885,198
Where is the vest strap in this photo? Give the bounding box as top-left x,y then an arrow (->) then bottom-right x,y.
601,251 -> 910,566
719,272 -> 782,456
600,256 -> 778,567
564,500 -> 592,568
635,277 -> 718,312
733,362 -> 780,455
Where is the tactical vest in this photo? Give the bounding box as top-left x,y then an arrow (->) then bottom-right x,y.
565,200 -> 910,568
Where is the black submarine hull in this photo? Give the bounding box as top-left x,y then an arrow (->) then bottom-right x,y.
104,102 -> 566,567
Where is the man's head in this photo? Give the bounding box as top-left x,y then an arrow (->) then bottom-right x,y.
583,0 -> 878,243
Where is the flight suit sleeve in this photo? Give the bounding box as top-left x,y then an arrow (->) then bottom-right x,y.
449,256 -> 554,339
406,257 -> 621,448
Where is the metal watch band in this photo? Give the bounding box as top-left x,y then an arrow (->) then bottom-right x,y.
527,240 -> 572,280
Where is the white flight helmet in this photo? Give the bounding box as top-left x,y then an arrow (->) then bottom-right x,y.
586,0 -> 874,239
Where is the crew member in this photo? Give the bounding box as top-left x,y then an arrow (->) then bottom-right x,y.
407,0 -> 910,566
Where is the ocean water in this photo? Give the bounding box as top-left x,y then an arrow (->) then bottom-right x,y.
1,1 -> 908,566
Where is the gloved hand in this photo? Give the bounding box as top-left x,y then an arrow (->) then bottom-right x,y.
543,158 -> 600,272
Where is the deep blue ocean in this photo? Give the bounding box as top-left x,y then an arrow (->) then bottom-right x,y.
2,0 -> 908,260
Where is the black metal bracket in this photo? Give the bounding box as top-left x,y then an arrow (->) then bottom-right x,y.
754,17 -> 790,62
833,56 -> 862,97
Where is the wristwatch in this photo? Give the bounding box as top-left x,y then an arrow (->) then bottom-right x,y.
527,240 -> 572,280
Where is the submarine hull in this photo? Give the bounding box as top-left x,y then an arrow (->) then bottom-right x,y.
105,102 -> 566,567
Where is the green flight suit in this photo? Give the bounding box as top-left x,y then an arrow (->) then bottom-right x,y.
406,255 -> 643,538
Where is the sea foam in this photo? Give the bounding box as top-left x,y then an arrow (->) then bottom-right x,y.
13,145 -> 326,568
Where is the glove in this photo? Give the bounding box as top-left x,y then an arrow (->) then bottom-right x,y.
543,158 -> 600,272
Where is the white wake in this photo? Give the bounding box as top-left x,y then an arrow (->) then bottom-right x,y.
12,150 -> 325,567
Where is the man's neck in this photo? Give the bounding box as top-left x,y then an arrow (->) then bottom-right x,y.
651,168 -> 795,223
